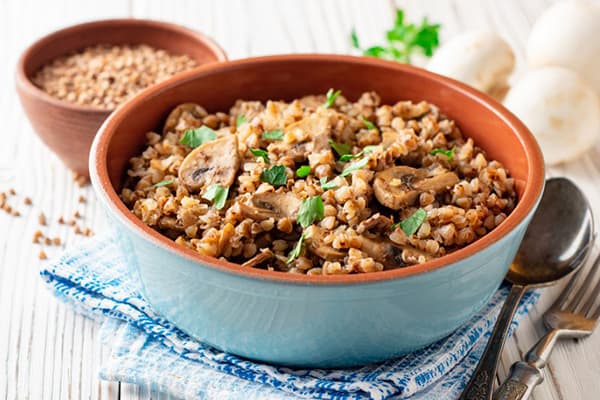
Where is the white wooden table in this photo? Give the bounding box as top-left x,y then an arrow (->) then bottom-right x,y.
1,0 -> 599,399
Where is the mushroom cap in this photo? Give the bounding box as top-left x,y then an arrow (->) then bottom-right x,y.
527,0 -> 600,97
373,166 -> 459,210
504,67 -> 600,165
163,102 -> 207,134
178,135 -> 240,192
427,30 -> 515,100
239,191 -> 302,221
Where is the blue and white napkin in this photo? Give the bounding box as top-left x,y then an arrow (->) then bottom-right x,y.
40,234 -> 539,400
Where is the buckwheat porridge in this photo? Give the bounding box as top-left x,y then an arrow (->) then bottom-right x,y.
120,90 -> 517,275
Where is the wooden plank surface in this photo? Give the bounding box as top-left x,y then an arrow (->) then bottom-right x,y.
1,0 -> 599,399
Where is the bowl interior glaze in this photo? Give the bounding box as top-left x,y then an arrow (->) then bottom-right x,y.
93,54 -> 545,284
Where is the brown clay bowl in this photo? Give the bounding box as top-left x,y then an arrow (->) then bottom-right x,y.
89,55 -> 545,367
16,19 -> 227,177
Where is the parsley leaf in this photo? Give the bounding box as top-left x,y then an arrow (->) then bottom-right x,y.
340,157 -> 369,177
361,116 -> 378,131
329,139 -> 351,157
180,126 -> 217,148
392,208 -> 427,235
351,28 -> 360,49
297,196 -> 325,228
262,129 -> 284,140
339,145 -> 380,162
320,177 -> 338,190
202,184 -> 229,210
250,148 -> 270,164
296,165 -> 311,178
287,233 -> 306,264
431,147 -> 455,162
236,115 -> 247,127
350,8 -> 440,64
323,88 -> 341,109
150,179 -> 175,189
260,165 -> 287,186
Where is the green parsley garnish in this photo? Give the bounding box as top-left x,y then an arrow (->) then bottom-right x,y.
287,233 -> 306,264
297,196 -> 325,229
296,165 -> 311,178
431,147 -> 455,162
339,145 -> 380,162
392,208 -> 427,236
351,9 -> 440,63
250,148 -> 270,164
202,184 -> 229,210
262,129 -> 284,140
260,165 -> 287,186
320,177 -> 338,190
340,157 -> 370,177
329,139 -> 351,157
179,126 -> 217,148
150,179 -> 175,189
236,115 -> 247,127
323,88 -> 341,109
361,116 -> 378,131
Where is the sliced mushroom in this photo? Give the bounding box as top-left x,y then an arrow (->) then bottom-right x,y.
357,213 -> 393,234
241,248 -> 274,268
178,135 -> 240,192
305,226 -> 346,261
163,103 -> 207,134
284,115 -> 330,141
359,236 -> 431,268
373,166 -> 459,210
239,191 -> 302,221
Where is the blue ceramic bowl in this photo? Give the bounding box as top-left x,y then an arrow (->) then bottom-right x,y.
90,55 -> 545,368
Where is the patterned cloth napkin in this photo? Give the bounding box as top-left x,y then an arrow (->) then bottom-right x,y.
40,234 -> 539,400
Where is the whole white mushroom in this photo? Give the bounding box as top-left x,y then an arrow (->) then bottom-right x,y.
426,31 -> 515,100
527,0 -> 600,96
504,67 -> 600,165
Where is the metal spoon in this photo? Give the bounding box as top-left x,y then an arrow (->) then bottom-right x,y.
459,177 -> 594,400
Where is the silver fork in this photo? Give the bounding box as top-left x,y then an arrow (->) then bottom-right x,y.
493,250 -> 600,400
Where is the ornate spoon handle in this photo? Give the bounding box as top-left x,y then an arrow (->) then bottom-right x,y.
459,285 -> 526,400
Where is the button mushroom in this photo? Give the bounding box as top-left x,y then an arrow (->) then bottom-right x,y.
241,248 -> 274,268
373,166 -> 459,210
359,236 -> 431,268
357,213 -> 393,234
163,103 -> 207,134
178,135 -> 240,193
305,226 -> 346,261
239,191 -> 302,221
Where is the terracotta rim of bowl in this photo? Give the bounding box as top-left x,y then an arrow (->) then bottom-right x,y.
15,18 -> 228,114
91,54 -> 545,285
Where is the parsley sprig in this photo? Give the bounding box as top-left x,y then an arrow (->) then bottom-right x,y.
179,126 -> 217,148
250,148 -> 270,164
297,196 -> 325,228
323,88 -> 341,109
287,232 -> 306,264
260,165 -> 287,186
262,129 -> 284,140
150,179 -> 175,189
203,184 -> 229,210
391,208 -> 427,235
236,115 -> 247,127
351,9 -> 440,63
296,165 -> 311,178
431,147 -> 455,162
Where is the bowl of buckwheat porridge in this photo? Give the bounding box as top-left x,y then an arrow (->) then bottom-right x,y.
89,55 -> 544,367
16,19 -> 226,177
